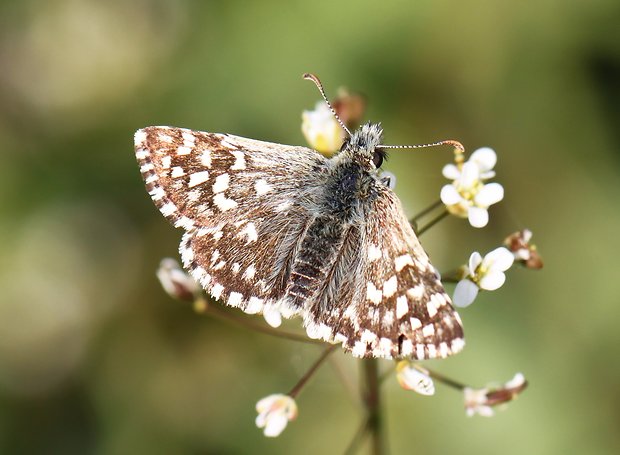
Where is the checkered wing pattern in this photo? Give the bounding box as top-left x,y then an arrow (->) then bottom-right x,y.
135,126 -> 328,319
303,187 -> 465,359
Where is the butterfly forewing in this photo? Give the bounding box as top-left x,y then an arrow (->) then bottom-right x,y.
136,126 -> 328,317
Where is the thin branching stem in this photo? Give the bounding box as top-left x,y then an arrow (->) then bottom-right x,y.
343,417 -> 370,455
424,367 -> 467,391
410,199 -> 443,223
416,210 -> 449,236
288,345 -> 337,398
196,297 -> 325,345
329,357 -> 363,409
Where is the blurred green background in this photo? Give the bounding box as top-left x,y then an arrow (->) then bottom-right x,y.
1,0 -> 619,454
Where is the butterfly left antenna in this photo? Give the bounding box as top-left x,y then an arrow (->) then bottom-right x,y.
303,73 -> 352,137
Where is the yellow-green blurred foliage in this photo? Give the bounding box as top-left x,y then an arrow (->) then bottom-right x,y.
1,0 -> 619,454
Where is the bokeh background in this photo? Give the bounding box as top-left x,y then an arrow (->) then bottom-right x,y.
1,0 -> 619,454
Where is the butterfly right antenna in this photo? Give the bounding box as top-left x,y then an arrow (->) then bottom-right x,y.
303,73 -> 352,137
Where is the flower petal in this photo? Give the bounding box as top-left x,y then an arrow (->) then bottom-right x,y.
263,413 -> 289,437
470,147 -> 497,173
442,163 -> 460,180
482,247 -> 515,272
453,279 -> 479,307
468,251 -> 483,274
396,363 -> 435,395
440,184 -> 462,205
459,161 -> 480,189
474,183 -> 504,207
479,270 -> 506,291
468,206 -> 489,228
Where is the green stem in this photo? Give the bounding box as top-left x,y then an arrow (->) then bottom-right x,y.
288,345 -> 337,398
416,210 -> 449,236
424,367 -> 467,391
410,199 -> 443,223
363,358 -> 386,455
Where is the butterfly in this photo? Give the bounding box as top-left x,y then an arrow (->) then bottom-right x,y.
134,74 -> 465,360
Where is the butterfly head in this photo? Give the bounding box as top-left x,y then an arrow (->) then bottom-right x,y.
341,122 -> 387,170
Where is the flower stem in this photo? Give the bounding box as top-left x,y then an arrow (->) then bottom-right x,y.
424,367 -> 467,391
416,209 -> 449,236
363,358 -> 386,455
197,297 -> 325,345
410,199 -> 443,223
288,345 -> 337,398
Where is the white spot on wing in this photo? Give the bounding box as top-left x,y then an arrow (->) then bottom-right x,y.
243,264 -> 256,281
383,275 -> 398,298
396,295 -> 408,319
368,244 -> 382,262
161,156 -> 171,169
352,341 -> 367,357
238,222 -> 258,243
254,179 -> 272,195
171,166 -> 185,178
410,317 -> 422,330
188,170 -> 210,188
451,338 -> 465,353
150,187 -> 165,201
366,282 -> 382,304
407,286 -> 424,300
228,292 -> 243,307
422,324 -> 435,337
200,150 -> 211,168
213,193 -> 237,211
212,173 -> 230,193
400,339 -> 413,356
160,202 -> 176,216
395,254 -> 414,272
134,130 -> 147,145
177,145 -> 192,155
245,297 -> 263,314
230,150 -> 246,170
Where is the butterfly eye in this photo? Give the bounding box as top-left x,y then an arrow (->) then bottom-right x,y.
372,150 -> 385,168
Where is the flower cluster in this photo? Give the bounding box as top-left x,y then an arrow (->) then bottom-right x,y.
453,247 -> 515,308
440,147 -> 504,228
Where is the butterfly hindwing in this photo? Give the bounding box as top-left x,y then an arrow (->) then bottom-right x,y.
303,186 -> 465,359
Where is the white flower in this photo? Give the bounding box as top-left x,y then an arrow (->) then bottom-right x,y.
464,373 -> 527,417
396,362 -> 435,395
453,247 -> 514,307
440,147 -> 503,228
255,394 -> 298,437
301,101 -> 345,155
156,258 -> 200,301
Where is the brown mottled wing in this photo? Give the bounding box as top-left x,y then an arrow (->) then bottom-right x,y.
303,186 -> 465,360
135,126 -> 328,318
